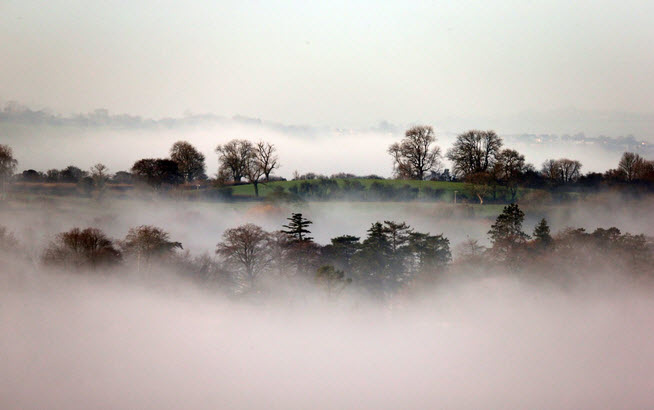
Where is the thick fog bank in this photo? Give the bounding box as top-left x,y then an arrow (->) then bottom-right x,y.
1,270 -> 653,409
2,196 -> 654,254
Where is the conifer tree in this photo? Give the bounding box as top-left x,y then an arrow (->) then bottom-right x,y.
533,218 -> 553,246
282,213 -> 313,242
488,203 -> 529,260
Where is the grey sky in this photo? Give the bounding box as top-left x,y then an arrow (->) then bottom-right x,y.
1,0 -> 653,128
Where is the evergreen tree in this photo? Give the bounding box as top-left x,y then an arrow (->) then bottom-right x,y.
532,218 -> 552,246
488,203 -> 530,260
383,221 -> 412,254
408,232 -> 451,273
383,220 -> 413,280
352,222 -> 392,293
321,235 -> 360,272
282,213 -> 313,242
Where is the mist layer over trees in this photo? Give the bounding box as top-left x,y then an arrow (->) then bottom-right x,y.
2,196 -> 654,408
3,130 -> 654,408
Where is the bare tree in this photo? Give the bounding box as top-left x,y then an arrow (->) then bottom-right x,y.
90,163 -> 110,193
618,152 -> 645,182
494,149 -> 529,201
255,141 -> 279,181
558,159 -> 582,183
541,159 -> 559,181
216,224 -> 272,289
122,225 -> 182,272
388,126 -> 442,180
42,228 -> 122,269
243,152 -> 265,197
454,238 -> 486,261
0,144 -> 18,197
215,140 -> 253,182
446,130 -> 503,178
267,230 -> 291,277
541,158 -> 582,184
170,141 -> 207,182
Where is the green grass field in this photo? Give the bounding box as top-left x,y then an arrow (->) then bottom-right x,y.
230,178 -> 465,197
227,178 -> 541,204
8,178 -> 548,205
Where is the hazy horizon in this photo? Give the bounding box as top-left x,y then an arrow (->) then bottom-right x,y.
2,1 -> 653,128
2,101 -> 652,178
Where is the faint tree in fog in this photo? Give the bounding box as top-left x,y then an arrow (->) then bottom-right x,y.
268,230 -> 292,277
131,158 -> 183,188
0,144 -> 18,178
255,141 -> 279,181
45,169 -> 60,182
215,139 -> 253,183
617,152 -> 645,182
21,169 -> 42,182
446,130 -> 503,178
112,171 -> 133,184
42,227 -> 122,269
388,125 -> 442,180
315,265 -> 351,298
0,226 -> 19,253
321,235 -> 361,273
90,163 -> 110,194
454,238 -> 486,261
216,223 -> 272,288
59,166 -> 86,183
0,144 -> 18,197
170,141 -> 207,182
122,225 -> 182,271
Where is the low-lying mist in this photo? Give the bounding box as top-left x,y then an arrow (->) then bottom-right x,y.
1,194 -> 654,408
2,262 -> 654,409
2,194 -> 654,254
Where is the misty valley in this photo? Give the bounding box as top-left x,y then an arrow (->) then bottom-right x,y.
2,125 -> 654,408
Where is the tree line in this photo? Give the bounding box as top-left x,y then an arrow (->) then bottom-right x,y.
389,126 -> 654,201
2,127 -> 654,201
1,205 -> 651,299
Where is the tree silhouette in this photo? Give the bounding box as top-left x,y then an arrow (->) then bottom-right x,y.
282,213 -> 313,242
446,130 -> 503,178
170,141 -> 207,182
488,203 -> 529,260
388,125 -> 442,180
216,223 -> 272,289
43,228 -> 122,269
532,218 -> 552,247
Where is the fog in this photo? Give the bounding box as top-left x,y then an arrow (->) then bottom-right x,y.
3,195 -> 654,254
2,195 -> 654,408
2,254 -> 654,409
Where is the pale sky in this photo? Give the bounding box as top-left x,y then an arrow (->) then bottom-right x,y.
1,0 -> 653,127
